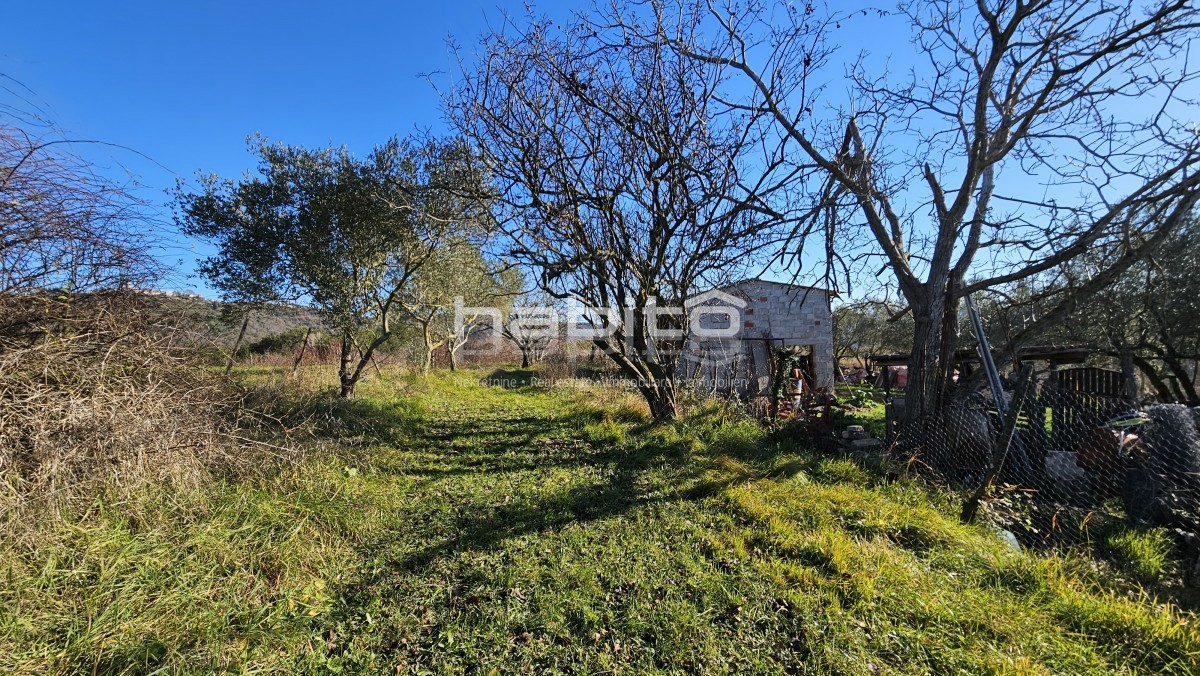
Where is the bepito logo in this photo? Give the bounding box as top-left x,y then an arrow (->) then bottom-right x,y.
453,292 -> 746,359
679,289 -> 747,370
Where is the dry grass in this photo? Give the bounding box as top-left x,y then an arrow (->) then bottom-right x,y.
0,295 -> 293,539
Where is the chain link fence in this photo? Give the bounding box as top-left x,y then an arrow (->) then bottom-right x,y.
890,372 -> 1200,579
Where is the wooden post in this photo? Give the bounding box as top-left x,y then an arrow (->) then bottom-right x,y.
1121,347 -> 1138,406
962,364 -> 1035,524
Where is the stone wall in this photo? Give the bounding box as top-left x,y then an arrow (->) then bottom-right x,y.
731,280 -> 834,389
679,280 -> 835,395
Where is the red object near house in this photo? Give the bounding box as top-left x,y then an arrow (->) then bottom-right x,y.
876,366 -> 908,389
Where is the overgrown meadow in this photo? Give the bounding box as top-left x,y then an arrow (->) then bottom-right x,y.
2,366 -> 1196,673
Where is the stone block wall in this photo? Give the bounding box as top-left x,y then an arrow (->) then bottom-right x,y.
680,280 -> 835,394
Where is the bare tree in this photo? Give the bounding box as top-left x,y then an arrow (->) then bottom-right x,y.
1,126 -> 159,298
444,5 -> 795,420
629,0 -> 1200,426
1,124 -> 162,347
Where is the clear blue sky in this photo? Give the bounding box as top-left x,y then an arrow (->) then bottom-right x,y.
1,0 -> 564,293
2,0 -> 903,296
5,2 -> 1178,300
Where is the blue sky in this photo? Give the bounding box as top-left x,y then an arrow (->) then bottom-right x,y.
4,2 -> 1187,300
1,0 -> 563,293
2,1 -> 915,297
2,1 -> 904,296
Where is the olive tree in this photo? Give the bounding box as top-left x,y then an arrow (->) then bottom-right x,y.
175,136 -> 486,397
399,237 -> 515,373
1042,225 -> 1200,403
833,300 -> 914,366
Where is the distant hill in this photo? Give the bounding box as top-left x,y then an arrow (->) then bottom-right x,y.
135,293 -> 326,348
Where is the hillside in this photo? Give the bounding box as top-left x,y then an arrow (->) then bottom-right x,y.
135,292 -> 326,347
2,368 -> 1196,673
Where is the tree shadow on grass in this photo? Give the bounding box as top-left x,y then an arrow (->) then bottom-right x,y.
391,441 -> 685,573
314,395 -> 750,651
405,399 -> 706,554
377,408 -> 613,479
481,368 -> 540,389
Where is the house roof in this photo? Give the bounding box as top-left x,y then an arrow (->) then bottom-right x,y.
718,277 -> 838,298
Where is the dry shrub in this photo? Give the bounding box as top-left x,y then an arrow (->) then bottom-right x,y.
0,293 -> 282,521
534,356 -> 581,384
0,122 -> 283,532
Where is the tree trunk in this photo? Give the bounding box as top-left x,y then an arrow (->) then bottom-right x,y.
1169,375 -> 1189,403
640,377 -> 679,422
421,326 -> 434,377
904,297 -> 945,424
291,326 -> 312,379
225,312 -> 251,376
448,343 -> 458,372
1133,354 -> 1176,403
590,329 -> 679,422
520,348 -> 530,369
901,281 -> 962,452
1120,347 -> 1138,405
1164,355 -> 1200,405
338,329 -> 356,398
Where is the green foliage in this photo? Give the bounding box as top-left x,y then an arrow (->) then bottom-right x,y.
176,135 -> 479,317
1070,226 -> 1200,402
247,326 -> 333,355
247,327 -> 312,355
0,479 -> 356,672
175,135 -> 489,394
839,382 -> 881,408
978,223 -> 1200,402
771,346 -> 811,410
832,301 -> 914,364
832,384 -> 888,440
399,236 -> 519,369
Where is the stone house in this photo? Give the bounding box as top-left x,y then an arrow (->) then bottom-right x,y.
679,279 -> 835,396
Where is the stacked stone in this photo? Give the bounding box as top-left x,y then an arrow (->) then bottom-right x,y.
736,281 -> 835,389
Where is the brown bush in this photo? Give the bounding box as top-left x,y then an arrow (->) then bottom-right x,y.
0,294 -> 287,518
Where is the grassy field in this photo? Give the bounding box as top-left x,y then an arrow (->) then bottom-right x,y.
2,368 -> 1198,673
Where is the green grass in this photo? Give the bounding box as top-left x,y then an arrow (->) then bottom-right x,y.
1105,528 -> 1177,586
1,368 -> 1197,673
833,385 -> 888,442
